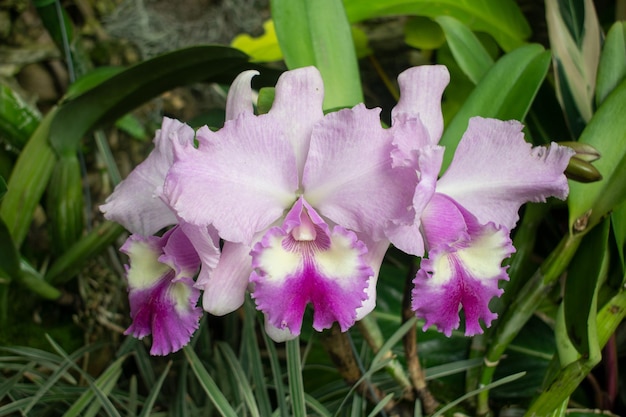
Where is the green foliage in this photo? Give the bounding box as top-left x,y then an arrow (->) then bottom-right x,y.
2,0 -> 626,415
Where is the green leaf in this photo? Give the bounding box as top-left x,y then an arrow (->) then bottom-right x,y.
595,22 -> 626,107
0,217 -> 18,323
546,0 -> 602,135
612,202 -> 626,271
343,0 -> 531,52
286,339 -> 307,417
0,109 -> 57,247
0,176 -> 5,200
272,0 -> 363,110
137,361 -> 172,417
183,345 -> 238,417
568,78 -> 626,233
49,46 -> 250,156
404,17 -> 445,50
562,218 -> 608,358
439,44 -> 550,170
435,16 -> 495,84
64,67 -> 126,101
0,84 -> 42,150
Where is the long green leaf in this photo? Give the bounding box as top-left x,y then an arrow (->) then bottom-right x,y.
217,342 -> 261,417
439,44 -> 550,170
0,108 -> 57,247
0,84 -> 41,149
435,16 -> 494,84
183,345 -> 238,417
595,21 -> 626,106
137,361 -> 172,417
561,219 -> 608,358
546,0 -> 602,135
343,0 -> 530,51
49,46 -> 249,156
286,339 -> 307,417
568,78 -> 626,233
272,0 -> 363,110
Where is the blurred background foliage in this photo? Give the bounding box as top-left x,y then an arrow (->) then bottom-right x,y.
0,0 -> 625,416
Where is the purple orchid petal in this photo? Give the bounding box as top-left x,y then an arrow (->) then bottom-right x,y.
198,241 -> 253,316
392,65 -> 450,145
303,104 -> 417,239
354,234 -> 390,320
386,143 -> 444,255
436,117 -> 575,230
165,118 -> 299,244
100,118 -> 194,235
226,70 -> 259,121
250,198 -> 372,339
412,194 -> 514,336
121,227 -> 202,355
266,66 -> 325,177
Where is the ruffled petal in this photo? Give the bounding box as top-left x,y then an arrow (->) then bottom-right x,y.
198,241 -> 253,316
266,66 -> 325,177
121,228 -> 202,355
164,115 -> 299,244
250,198 -> 371,339
226,70 -> 259,121
354,235 -> 390,320
100,118 -> 194,235
392,65 -> 450,145
412,194 -> 514,336
385,144 -> 444,255
303,104 -> 416,239
436,117 -> 575,230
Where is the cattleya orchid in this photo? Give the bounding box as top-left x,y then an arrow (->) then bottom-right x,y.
101,64 -> 574,355
386,66 -> 574,336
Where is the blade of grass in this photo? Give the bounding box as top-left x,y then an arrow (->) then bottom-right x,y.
286,339 -> 307,417
259,320 -> 288,417
217,342 -> 261,417
242,300 -> 272,416
137,361 -> 172,417
433,372 -> 526,417
183,345 -> 238,417
43,336 -> 123,417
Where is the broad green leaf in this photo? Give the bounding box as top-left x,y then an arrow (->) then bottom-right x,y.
49,46 -> 250,156
595,22 -> 626,106
0,176 -> 5,201
0,109 -> 57,247
439,44 -> 550,170
404,16 -> 445,50
568,78 -> 626,233
0,84 -> 42,149
64,67 -> 125,101
435,16 -> 495,84
562,218 -> 608,358
546,0 -> 602,135
612,202 -> 626,271
343,0 -> 531,52
272,0 -> 363,110
46,155 -> 84,256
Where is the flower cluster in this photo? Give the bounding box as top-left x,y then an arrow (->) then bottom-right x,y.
101,66 -> 573,355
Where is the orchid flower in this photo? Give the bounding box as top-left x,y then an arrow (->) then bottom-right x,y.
100,119 -> 219,355
163,67 -> 417,341
387,66 -> 575,336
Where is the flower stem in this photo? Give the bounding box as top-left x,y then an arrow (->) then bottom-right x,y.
402,262 -> 439,414
286,339 -> 307,416
475,232 -> 582,416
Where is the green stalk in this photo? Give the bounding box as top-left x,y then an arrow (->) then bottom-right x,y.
475,233 -> 582,416
286,339 -> 307,416
525,287 -> 626,415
